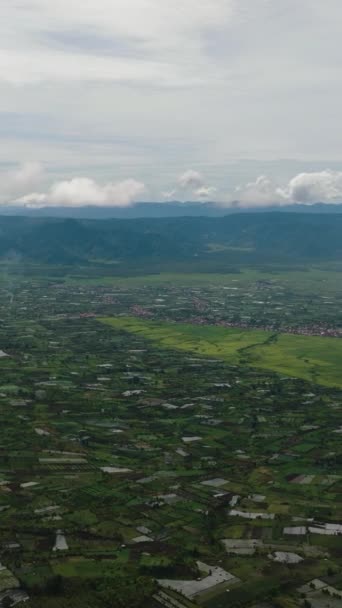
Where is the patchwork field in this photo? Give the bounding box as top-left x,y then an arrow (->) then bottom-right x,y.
0,265 -> 341,608
100,317 -> 342,387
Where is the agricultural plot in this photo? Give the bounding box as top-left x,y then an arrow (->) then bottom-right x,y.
0,266 -> 340,608
100,317 -> 342,387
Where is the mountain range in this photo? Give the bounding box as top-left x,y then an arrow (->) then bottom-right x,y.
1,202 -> 342,220
0,212 -> 341,267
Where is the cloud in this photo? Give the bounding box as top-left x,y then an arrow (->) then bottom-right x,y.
162,189 -> 178,200
234,170 -> 342,207
2,1 -> 342,189
2,2 -> 342,186
193,185 -> 217,200
5,164 -> 342,209
279,170 -> 342,203
0,49 -> 204,89
16,176 -> 146,207
0,162 -> 45,202
164,170 -> 216,202
9,162 -> 44,188
178,170 -> 204,189
0,1 -> 234,88
234,175 -> 284,207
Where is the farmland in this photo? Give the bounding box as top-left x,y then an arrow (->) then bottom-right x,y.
100,317 -> 342,387
0,264 -> 340,608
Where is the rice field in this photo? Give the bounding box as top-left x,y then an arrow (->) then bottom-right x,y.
100,317 -> 342,388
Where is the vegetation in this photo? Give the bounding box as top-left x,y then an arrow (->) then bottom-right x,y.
0,260 -> 340,607
100,317 -> 342,387
0,212 -> 341,265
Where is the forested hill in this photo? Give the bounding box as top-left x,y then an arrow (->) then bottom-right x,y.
0,212 -> 341,266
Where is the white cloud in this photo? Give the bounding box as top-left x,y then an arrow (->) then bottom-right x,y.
234,170 -> 342,206
193,186 -> 217,200
5,162 -> 342,208
0,49 -> 204,88
234,175 -> 284,207
0,162 -> 45,202
10,162 -> 44,188
2,1 -> 342,185
12,167 -> 342,208
178,170 -> 204,189
164,170 -> 216,201
0,1 -> 234,88
16,176 -> 146,207
162,190 -> 178,200
279,170 -> 342,203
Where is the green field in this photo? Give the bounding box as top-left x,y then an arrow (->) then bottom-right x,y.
67,267 -> 342,293
100,316 -> 342,387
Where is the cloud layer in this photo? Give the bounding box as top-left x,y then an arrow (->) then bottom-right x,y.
0,0 -> 234,88
1,1 -> 342,190
6,163 -> 342,207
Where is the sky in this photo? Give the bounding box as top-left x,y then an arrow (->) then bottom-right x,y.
1,0 -> 342,207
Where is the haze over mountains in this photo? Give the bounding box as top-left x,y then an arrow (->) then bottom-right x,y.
1,212 -> 341,266
1,201 -> 342,220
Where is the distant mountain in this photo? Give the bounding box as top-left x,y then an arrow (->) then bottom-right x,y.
0,201 -> 342,220
0,212 -> 341,267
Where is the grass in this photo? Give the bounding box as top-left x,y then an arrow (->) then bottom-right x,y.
0,568 -> 19,592
99,317 -> 342,388
51,554 -> 128,578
